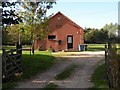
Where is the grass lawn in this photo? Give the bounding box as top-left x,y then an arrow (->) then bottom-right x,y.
2,44 -> 120,52
2,45 -> 26,50
91,63 -> 109,89
87,44 -> 106,51
2,44 -> 106,52
2,45 -> 16,50
2,51 -> 55,89
2,45 -> 30,50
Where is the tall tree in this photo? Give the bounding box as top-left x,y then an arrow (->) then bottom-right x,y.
102,23 -> 119,44
2,1 -> 21,45
6,23 -> 29,45
19,1 -> 56,54
6,1 -> 56,54
84,28 -> 108,44
102,23 -> 118,38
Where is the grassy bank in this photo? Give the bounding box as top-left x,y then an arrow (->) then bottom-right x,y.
91,63 -> 109,89
2,51 -> 55,89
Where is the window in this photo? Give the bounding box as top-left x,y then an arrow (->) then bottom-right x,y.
68,37 -> 72,43
48,35 -> 56,40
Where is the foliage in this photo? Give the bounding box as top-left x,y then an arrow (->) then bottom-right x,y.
85,28 -> 108,44
2,2 -> 21,26
84,28 -> 94,43
102,23 -> 118,37
5,23 -> 31,45
2,1 -> 21,45
2,1 -> 56,45
2,27 -> 11,45
84,23 -> 118,44
18,1 -> 56,40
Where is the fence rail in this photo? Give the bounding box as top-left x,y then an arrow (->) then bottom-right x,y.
2,44 -> 22,79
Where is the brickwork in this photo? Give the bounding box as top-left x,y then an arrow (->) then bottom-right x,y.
34,12 -> 84,51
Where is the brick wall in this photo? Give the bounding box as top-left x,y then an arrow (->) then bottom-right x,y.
34,12 -> 84,51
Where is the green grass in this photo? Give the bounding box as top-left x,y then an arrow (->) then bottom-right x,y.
2,45 -> 30,50
87,44 -> 106,51
2,51 -> 55,89
2,45 -> 16,50
91,63 -> 109,89
2,44 -> 106,52
43,83 -> 59,90
55,64 -> 77,80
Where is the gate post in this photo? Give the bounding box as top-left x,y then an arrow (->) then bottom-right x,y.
16,42 -> 22,56
105,44 -> 107,63
2,48 -> 6,54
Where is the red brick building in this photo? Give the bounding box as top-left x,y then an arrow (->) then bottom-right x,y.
34,11 -> 84,51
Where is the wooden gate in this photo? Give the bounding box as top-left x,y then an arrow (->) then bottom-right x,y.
2,45 -> 22,79
105,43 -> 120,89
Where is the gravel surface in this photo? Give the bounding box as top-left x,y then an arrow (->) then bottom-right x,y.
15,51 -> 105,88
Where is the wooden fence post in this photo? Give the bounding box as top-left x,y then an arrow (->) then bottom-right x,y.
2,49 -> 6,79
105,45 -> 107,63
2,49 -> 6,54
10,49 -> 14,55
16,42 -> 22,57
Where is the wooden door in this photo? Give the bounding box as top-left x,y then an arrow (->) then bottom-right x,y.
67,35 -> 73,49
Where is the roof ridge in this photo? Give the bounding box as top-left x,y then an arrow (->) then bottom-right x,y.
56,11 -> 83,29
49,11 -> 84,30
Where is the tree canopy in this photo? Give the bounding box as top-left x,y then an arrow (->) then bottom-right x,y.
2,2 -> 21,26
84,23 -> 118,44
2,1 -> 56,45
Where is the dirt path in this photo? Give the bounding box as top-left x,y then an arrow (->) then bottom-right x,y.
15,51 -> 105,88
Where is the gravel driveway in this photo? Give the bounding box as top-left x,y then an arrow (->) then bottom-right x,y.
15,51 -> 105,88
